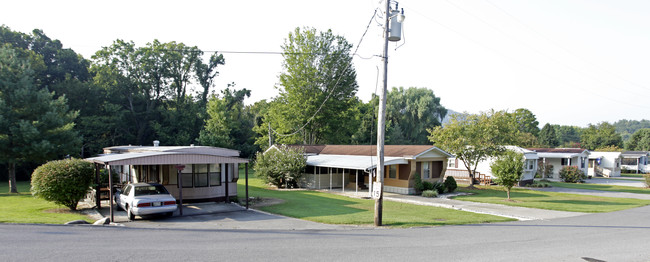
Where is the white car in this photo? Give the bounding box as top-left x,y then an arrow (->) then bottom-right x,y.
115,183 -> 177,220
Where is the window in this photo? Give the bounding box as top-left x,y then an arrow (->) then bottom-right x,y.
209,164 -> 221,186
181,164 -> 193,188
422,162 -> 430,179
447,159 -> 455,168
580,158 -> 585,169
525,160 -> 535,170
167,166 -> 178,185
389,165 -> 397,179
561,158 -> 568,166
194,164 -> 209,187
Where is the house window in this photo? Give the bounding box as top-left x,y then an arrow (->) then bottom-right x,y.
389,165 -> 397,179
525,160 -> 535,170
209,164 -> 221,186
580,157 -> 585,169
422,162 -> 430,179
561,158 -> 568,166
447,159 -> 455,168
194,164 -> 209,187
181,165 -> 193,188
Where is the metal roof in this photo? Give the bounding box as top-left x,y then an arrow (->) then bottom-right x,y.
306,154 -> 407,171
85,151 -> 248,166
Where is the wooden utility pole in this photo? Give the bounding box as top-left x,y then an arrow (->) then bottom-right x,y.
375,0 -> 391,227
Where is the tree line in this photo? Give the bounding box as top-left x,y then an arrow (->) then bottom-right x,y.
2,25 -> 650,192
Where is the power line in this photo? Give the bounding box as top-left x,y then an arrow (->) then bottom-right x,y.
484,0 -> 650,93
270,9 -> 379,138
406,3 -> 650,110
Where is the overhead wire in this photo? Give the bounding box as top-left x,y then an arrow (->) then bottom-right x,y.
270,8 -> 379,138
445,0 -> 648,99
484,0 -> 650,93
405,3 -> 650,110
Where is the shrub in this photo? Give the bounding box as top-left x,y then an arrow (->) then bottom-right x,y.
559,166 -> 587,183
31,158 -> 95,210
528,180 -> 551,188
433,181 -> 446,194
413,172 -> 424,193
421,190 -> 438,198
644,173 -> 650,188
444,176 -> 457,193
422,181 -> 434,191
254,145 -> 306,188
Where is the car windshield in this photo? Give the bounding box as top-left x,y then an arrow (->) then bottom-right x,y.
133,185 -> 169,196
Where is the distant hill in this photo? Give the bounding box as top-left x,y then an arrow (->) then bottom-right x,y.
441,109 -> 465,126
613,119 -> 650,141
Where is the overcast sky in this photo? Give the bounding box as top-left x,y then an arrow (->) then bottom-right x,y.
4,0 -> 650,127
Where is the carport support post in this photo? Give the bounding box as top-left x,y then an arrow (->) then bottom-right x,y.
225,164 -> 229,204
95,163 -> 101,208
107,164 -> 113,223
245,163 -> 249,210
176,165 -> 185,216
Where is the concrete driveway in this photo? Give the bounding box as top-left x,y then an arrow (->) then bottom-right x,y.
93,202 -> 351,230
585,177 -> 646,187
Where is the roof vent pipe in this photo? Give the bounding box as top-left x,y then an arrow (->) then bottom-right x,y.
153,140 -> 160,147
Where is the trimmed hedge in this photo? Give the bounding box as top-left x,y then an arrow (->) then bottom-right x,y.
31,158 -> 95,210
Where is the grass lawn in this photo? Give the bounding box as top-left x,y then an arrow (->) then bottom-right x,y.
0,181 -> 93,224
621,173 -> 644,178
237,170 -> 514,227
549,182 -> 650,195
455,185 -> 650,213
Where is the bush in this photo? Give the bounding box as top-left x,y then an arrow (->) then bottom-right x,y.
413,172 -> 424,193
528,180 -> 551,188
421,190 -> 438,198
433,181 -> 446,194
254,145 -> 306,188
422,181 -> 434,191
444,176 -> 457,193
644,173 -> 650,188
559,166 -> 587,183
31,158 -> 95,210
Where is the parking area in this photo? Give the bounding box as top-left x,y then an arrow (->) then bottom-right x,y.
88,200 -> 351,230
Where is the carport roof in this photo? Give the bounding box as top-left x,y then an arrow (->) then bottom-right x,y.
306,154 -> 407,171
86,151 -> 248,166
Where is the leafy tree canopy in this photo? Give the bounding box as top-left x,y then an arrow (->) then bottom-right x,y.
581,122 -> 623,151
428,110 -> 519,185
626,128 -> 650,151
265,27 -> 358,145
490,150 -> 524,200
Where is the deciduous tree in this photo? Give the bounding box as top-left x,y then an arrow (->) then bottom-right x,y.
267,27 -> 358,145
428,110 -> 517,186
626,128 -> 650,151
490,150 -> 524,200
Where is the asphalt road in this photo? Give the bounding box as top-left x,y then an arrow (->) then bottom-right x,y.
2,204 -> 650,262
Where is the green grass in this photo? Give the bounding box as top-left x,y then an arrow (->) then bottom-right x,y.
621,173 -> 644,178
549,182 -> 650,195
0,181 -> 93,224
237,170 -> 514,227
454,185 -> 650,213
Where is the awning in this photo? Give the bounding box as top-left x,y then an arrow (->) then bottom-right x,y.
86,151 -> 248,166
306,154 -> 407,171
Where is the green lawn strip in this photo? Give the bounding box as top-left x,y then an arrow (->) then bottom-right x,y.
549,182 -> 650,195
454,185 -> 650,213
621,173 -> 644,178
237,171 -> 514,227
0,181 -> 94,224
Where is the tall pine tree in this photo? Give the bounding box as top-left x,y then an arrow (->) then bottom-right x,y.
0,46 -> 80,193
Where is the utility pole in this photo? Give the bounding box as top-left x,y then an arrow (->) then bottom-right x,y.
375,0 -> 404,227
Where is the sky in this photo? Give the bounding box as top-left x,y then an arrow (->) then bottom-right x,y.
3,0 -> 650,127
